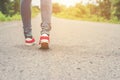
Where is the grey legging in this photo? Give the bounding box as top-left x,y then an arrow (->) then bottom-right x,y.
20,0 -> 52,38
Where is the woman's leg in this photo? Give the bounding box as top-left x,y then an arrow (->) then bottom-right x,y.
20,0 -> 32,38
40,0 -> 52,35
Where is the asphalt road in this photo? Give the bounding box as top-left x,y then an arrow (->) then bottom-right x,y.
0,14 -> 120,80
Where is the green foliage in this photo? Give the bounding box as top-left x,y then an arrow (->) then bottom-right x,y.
0,0 -> 20,16
97,0 -> 111,19
0,0 -> 10,15
14,0 -> 20,14
52,3 -> 66,14
109,16 -> 120,24
53,1 -> 120,24
0,6 -> 40,21
111,0 -> 120,20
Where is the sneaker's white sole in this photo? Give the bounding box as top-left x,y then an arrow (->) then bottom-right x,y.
25,42 -> 36,46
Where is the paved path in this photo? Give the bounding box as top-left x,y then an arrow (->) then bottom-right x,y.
0,14 -> 120,80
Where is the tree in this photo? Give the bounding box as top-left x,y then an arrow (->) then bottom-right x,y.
52,3 -> 65,14
0,0 -> 20,16
13,0 -> 20,14
0,0 -> 10,15
97,0 -> 111,19
74,3 -> 89,18
86,4 -> 98,15
111,0 -> 120,20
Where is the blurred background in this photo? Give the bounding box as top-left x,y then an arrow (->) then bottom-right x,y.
0,0 -> 120,24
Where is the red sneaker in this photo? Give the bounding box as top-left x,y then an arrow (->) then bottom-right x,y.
39,34 -> 49,49
25,38 -> 36,46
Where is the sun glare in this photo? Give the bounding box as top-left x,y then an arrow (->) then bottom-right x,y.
32,0 -> 97,7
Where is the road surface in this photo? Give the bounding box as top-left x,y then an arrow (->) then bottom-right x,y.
0,14 -> 120,80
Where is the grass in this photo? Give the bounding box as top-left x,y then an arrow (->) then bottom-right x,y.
53,13 -> 120,24
0,12 -> 21,21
